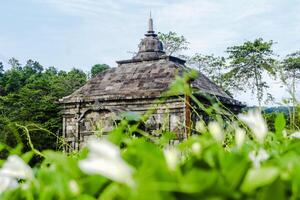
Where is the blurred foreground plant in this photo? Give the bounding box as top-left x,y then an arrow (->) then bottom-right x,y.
0,71 -> 299,200
0,107 -> 300,199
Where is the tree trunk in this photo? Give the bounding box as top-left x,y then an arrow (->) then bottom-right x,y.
292,70 -> 296,129
254,66 -> 262,110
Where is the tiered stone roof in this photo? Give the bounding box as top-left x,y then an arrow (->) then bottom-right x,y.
60,16 -> 243,107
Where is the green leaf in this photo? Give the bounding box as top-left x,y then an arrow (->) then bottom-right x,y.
220,153 -> 250,190
274,113 -> 286,137
259,179 -> 285,200
180,169 -> 217,193
241,167 -> 279,193
157,131 -> 176,147
21,151 -> 34,163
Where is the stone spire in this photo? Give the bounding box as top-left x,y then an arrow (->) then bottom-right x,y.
148,11 -> 154,33
133,14 -> 165,60
145,12 -> 156,36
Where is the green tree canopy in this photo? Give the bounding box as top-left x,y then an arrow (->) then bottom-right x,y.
280,51 -> 300,92
224,38 -> 276,108
158,31 -> 189,56
91,64 -> 110,77
0,58 -> 87,155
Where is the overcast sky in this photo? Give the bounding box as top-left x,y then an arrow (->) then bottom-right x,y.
0,0 -> 299,106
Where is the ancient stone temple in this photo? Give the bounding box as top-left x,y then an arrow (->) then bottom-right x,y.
59,16 -> 244,151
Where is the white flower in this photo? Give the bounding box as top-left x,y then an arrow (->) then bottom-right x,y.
0,177 -> 18,194
289,131 -> 300,139
79,139 -> 134,186
235,127 -> 246,148
191,142 -> 201,155
69,180 -> 80,195
163,147 -> 180,171
282,129 -> 288,138
0,155 -> 33,194
195,120 -> 206,133
249,148 -> 269,168
0,155 -> 34,180
21,183 -> 29,190
238,109 -> 268,144
208,121 -> 224,143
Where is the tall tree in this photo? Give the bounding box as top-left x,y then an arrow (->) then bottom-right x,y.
158,31 -> 189,56
91,64 -> 110,77
225,38 -> 276,108
280,51 -> 300,128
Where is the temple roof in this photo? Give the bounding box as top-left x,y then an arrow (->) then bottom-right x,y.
59,16 -> 243,106
132,14 -> 165,60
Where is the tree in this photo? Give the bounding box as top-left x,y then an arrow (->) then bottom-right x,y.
8,57 -> 21,70
0,62 -> 3,75
24,59 -> 43,74
189,54 -> 230,93
280,51 -> 300,98
91,64 -> 110,77
60,68 -> 87,95
0,59 -> 87,155
225,38 -> 276,108
3,67 -> 23,93
0,62 -> 4,96
158,31 -> 189,56
280,51 -> 300,128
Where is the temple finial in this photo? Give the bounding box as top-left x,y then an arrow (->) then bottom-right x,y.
148,11 -> 154,33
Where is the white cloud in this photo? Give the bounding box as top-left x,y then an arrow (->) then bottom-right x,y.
158,1 -> 220,27
35,0 -> 123,17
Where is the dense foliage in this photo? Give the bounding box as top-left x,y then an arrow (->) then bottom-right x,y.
91,64 -> 110,77
0,59 -> 87,153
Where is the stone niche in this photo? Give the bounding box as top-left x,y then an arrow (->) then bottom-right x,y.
79,110 -> 117,145
80,110 -> 116,134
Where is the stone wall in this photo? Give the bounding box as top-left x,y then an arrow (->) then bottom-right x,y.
62,96 -> 186,151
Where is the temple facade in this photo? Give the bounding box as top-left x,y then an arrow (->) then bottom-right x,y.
59,17 -> 244,151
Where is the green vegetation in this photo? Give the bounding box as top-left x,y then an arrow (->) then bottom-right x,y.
91,64 -> 110,77
225,38 -> 276,108
158,33 -> 297,109
0,72 -> 299,199
158,31 -> 189,56
189,54 -> 230,95
0,59 -> 113,156
0,34 -> 299,199
0,59 -> 87,154
279,51 -> 300,129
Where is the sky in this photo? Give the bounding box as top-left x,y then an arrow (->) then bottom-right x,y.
0,0 -> 299,106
